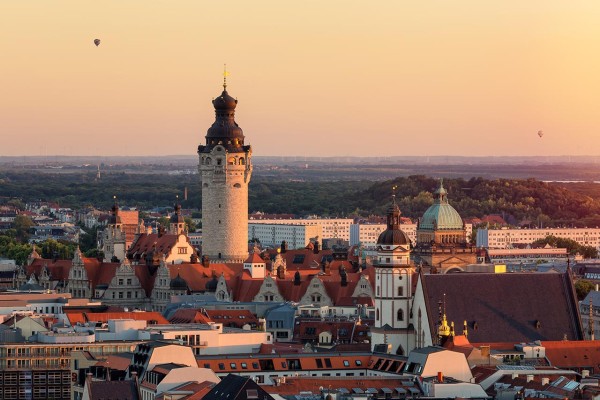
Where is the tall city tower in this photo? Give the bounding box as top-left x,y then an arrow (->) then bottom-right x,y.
198,73 -> 252,263
370,194 -> 415,356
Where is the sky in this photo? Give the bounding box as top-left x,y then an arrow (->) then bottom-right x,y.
1,1 -> 600,157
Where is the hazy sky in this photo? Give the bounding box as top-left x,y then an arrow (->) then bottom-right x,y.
2,1 -> 600,157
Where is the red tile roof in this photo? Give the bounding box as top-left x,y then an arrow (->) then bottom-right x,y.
66,311 -> 168,325
542,340 -> 600,371
127,233 -> 184,259
168,308 -> 212,324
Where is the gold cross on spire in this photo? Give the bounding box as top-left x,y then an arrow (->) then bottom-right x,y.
223,64 -> 230,90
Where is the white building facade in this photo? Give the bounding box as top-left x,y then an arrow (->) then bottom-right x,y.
249,218 -> 353,241
477,227 -> 600,249
248,223 -> 321,249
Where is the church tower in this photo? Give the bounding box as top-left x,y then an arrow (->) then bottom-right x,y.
370,193 -> 415,355
102,197 -> 127,263
198,72 -> 253,263
169,198 -> 186,235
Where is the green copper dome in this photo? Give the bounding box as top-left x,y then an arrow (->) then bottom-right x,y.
419,180 -> 464,231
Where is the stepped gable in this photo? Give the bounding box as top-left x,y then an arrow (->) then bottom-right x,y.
422,272 -> 583,343
26,258 -> 72,281
166,262 -> 243,292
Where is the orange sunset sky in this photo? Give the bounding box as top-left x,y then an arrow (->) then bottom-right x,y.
1,1 -> 600,157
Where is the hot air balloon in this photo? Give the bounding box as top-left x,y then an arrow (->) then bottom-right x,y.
94,39 -> 101,47
537,130 -> 543,138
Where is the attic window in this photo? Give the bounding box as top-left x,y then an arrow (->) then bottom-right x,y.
241,363 -> 247,369
218,363 -> 225,370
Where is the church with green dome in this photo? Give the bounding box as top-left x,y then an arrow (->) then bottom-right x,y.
414,180 -> 477,273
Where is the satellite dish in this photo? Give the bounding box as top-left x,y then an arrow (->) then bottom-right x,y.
94,39 -> 101,47
537,130 -> 543,138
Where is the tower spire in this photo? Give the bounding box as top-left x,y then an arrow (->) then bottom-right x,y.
223,64 -> 229,90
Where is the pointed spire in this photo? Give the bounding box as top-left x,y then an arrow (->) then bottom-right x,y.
434,179 -> 448,204
223,64 -> 229,90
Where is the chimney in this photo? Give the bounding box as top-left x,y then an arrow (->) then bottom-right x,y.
582,369 -> 590,378
526,374 -> 534,382
202,255 -> 210,268
437,372 -> 443,383
281,241 -> 287,253
314,241 -> 320,254
541,377 -> 550,386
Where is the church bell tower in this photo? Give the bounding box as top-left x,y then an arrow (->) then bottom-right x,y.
198,70 -> 253,263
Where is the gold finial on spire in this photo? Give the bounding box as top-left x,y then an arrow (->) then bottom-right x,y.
223,64 -> 230,90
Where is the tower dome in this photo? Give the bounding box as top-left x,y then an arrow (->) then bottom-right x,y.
170,201 -> 185,224
419,180 -> 463,230
170,273 -> 188,291
212,90 -> 237,111
377,199 -> 411,246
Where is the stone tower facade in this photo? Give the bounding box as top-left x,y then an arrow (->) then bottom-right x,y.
102,198 -> 127,263
198,79 -> 252,263
370,197 -> 415,356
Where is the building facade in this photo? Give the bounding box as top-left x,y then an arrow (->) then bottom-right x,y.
198,79 -> 253,263
370,198 -> 415,356
248,223 -> 321,249
477,227 -> 600,250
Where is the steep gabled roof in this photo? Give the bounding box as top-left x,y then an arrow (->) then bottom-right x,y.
421,272 -> 583,343
202,374 -> 274,400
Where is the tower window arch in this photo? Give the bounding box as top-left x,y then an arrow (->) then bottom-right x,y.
376,308 -> 379,321
233,183 -> 241,188
228,157 -> 236,165
217,158 -> 222,166
206,157 -> 212,165
239,157 -> 245,165
397,309 -> 404,321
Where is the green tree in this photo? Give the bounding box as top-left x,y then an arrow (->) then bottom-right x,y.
39,239 -> 76,260
575,280 -> 595,301
184,217 -> 197,233
12,215 -> 34,243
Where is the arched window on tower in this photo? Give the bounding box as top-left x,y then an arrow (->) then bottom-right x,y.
228,157 -> 236,165
239,157 -> 245,165
397,309 -> 404,321
376,308 -> 379,321
206,157 -> 212,165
